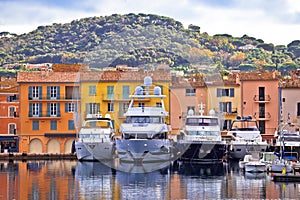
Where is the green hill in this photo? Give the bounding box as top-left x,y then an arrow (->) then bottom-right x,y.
0,13 -> 300,75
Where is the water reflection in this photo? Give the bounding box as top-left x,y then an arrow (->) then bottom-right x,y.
1,160 -> 300,199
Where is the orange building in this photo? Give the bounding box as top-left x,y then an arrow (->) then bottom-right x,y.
170,72 -> 207,134
17,71 -> 80,153
239,71 -> 280,142
0,77 -> 19,152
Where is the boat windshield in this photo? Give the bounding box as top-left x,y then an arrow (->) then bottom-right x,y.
125,116 -> 163,124
186,118 -> 218,126
83,121 -> 111,128
230,121 -> 258,131
187,131 -> 220,136
79,134 -> 110,139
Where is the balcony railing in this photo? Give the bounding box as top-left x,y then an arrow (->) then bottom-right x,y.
253,95 -> 271,102
254,112 -> 271,120
28,113 -> 61,118
28,96 -> 80,101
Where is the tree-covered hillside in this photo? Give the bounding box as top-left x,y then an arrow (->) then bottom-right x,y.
0,13 -> 300,75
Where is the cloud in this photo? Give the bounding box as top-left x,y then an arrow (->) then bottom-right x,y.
0,0 -> 299,45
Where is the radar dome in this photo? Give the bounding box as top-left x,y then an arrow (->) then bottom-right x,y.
144,76 -> 152,86
188,109 -> 195,116
154,86 -> 162,95
209,109 -> 216,116
134,86 -> 143,95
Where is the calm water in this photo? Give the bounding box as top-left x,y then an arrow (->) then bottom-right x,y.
1,160 -> 300,200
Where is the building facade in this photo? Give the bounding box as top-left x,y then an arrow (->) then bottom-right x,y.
17,71 -> 79,153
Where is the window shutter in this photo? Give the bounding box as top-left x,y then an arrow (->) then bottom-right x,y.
57,86 -> 60,99
47,86 -> 50,99
228,102 -> 232,113
75,103 -> 78,112
230,88 -> 234,97
217,88 -> 221,97
39,86 -> 42,99
29,103 -> 32,117
47,103 -> 50,117
57,103 -> 60,117
29,86 -> 32,100
39,103 -> 42,117
65,103 -> 68,112
219,102 -> 223,112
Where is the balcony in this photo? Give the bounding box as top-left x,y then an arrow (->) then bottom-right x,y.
253,95 -> 271,103
28,113 -> 61,119
254,112 -> 271,120
101,94 -> 147,102
28,96 -> 80,102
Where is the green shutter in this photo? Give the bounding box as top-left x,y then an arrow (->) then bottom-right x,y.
39,103 -> 42,117
39,86 -> 42,99
29,86 -> 32,100
47,86 -> 50,99
29,103 -> 32,117
57,86 -> 60,99
65,103 -> 68,112
47,103 -> 50,117
57,103 -> 60,117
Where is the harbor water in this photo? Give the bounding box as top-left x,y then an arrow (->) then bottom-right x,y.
1,160 -> 300,199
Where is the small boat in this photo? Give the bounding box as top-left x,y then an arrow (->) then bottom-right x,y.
178,104 -> 226,162
116,76 -> 181,163
75,114 -> 116,161
267,159 -> 293,173
271,173 -> 300,182
239,152 -> 266,172
227,116 -> 268,160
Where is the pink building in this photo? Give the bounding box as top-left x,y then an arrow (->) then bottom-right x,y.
239,71 -> 279,143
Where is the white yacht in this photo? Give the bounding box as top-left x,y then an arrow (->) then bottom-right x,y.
116,76 -> 179,163
227,116 -> 268,160
178,104 -> 226,162
75,113 -> 116,161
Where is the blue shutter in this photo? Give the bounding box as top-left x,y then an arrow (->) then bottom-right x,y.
75,103 -> 78,112
219,102 -> 223,112
57,103 -> 60,117
228,102 -> 232,113
29,86 -> 32,100
29,103 -> 32,117
65,103 -> 68,112
217,88 -> 221,97
39,103 -> 42,117
47,86 -> 50,99
68,120 -> 74,130
230,88 -> 234,97
47,103 -> 50,117
39,86 -> 42,99
57,86 -> 60,99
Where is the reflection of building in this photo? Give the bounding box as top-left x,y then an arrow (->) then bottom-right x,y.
0,77 -> 19,152
79,69 -> 171,134
17,71 -> 79,153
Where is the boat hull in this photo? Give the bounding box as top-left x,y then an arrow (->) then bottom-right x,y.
75,141 -> 116,161
116,139 -> 177,162
244,162 -> 266,173
229,142 -> 268,160
268,162 -> 293,173
179,141 -> 226,162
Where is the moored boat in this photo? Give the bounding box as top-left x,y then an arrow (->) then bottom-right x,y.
178,104 -> 226,162
227,116 -> 268,160
116,76 -> 181,163
75,114 -> 116,161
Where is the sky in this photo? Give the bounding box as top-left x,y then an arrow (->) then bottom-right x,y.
0,0 -> 300,45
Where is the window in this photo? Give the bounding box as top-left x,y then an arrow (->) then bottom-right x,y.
86,103 -> 100,115
259,87 -> 265,101
298,103 -> 300,116
50,120 -> 57,130
29,86 -> 41,100
223,120 -> 232,130
217,88 -> 234,97
122,85 -> 130,99
219,102 -> 232,113
50,103 -> 57,116
47,86 -> 60,99
65,102 -> 76,112
108,103 -> 114,112
8,106 -> 15,117
66,86 -> 79,99
107,86 -> 114,100
89,86 -> 96,96
8,124 -> 16,134
186,88 -> 196,96
68,120 -> 75,130
32,120 -> 39,130
30,103 -> 40,117
156,102 -> 162,107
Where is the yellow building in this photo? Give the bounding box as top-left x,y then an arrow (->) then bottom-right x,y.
17,71 -> 80,153
205,73 -> 241,131
79,69 -> 171,134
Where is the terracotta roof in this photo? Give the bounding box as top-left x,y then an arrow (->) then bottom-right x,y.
17,71 -> 80,83
80,71 -> 171,82
239,72 -> 278,81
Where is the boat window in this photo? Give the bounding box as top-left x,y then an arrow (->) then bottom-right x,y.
187,131 -> 219,136
125,116 -> 161,123
186,118 -> 218,126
